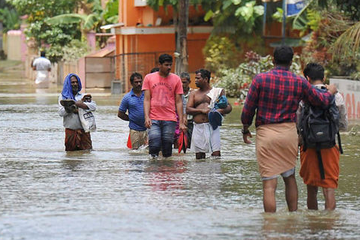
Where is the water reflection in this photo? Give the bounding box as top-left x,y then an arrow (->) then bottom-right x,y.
1,61 -> 360,239
144,160 -> 187,191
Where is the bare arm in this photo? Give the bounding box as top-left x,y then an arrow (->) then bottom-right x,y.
31,59 -> 35,70
176,94 -> 186,131
217,89 -> 232,115
118,110 -> 129,121
75,100 -> 89,110
242,126 -> 253,144
144,90 -> 151,128
186,91 -> 209,115
326,84 -> 337,95
218,103 -> 232,115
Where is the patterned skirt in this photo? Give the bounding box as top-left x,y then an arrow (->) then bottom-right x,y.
65,128 -> 92,151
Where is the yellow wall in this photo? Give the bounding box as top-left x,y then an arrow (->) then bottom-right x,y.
7,31 -> 22,61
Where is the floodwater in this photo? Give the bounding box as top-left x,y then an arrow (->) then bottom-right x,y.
0,61 -> 360,240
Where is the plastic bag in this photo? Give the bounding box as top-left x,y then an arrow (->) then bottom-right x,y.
78,108 -> 96,132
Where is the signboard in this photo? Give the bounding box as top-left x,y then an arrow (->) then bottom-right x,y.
287,0 -> 305,17
330,78 -> 360,120
134,0 -> 147,7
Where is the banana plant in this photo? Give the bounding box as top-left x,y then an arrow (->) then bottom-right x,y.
0,7 -> 20,32
147,0 -> 264,34
46,0 -> 118,34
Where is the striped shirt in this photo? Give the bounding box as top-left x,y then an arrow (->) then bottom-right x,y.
241,66 -> 334,127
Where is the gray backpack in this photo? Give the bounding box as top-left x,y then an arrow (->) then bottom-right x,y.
299,87 -> 342,179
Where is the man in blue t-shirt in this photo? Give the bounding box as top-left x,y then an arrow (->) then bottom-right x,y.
118,72 -> 147,149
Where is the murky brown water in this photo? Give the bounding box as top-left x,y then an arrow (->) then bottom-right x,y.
1,61 -> 360,239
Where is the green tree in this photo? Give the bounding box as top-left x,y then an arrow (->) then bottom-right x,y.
0,0 -> 20,32
213,51 -> 302,99
291,0 -> 360,78
203,36 -> 239,73
147,0 -> 265,73
8,0 -> 82,59
330,0 -> 360,64
46,0 -> 119,37
8,0 -> 119,63
147,0 -> 264,35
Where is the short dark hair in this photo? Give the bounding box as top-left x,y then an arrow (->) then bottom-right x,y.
273,45 -> 293,65
159,54 -> 173,64
40,51 -> 46,57
303,63 -> 324,81
150,67 -> 159,73
130,72 -> 143,83
180,72 -> 190,81
195,69 -> 211,83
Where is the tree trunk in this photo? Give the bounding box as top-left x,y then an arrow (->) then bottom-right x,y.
176,0 -> 189,75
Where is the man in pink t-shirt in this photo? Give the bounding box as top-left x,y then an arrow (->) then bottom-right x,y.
142,54 -> 186,158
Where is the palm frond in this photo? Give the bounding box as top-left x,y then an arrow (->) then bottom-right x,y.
332,21 -> 360,59
292,0 -> 313,30
46,14 -> 87,25
83,14 -> 100,30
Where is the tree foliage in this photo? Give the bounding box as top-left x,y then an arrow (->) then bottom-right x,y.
213,51 -> 302,99
8,0 -> 81,21
147,0 -> 264,35
46,0 -> 119,32
203,36 -> 239,73
147,0 -> 265,73
301,10 -> 356,77
334,0 -> 360,21
7,0 -> 119,63
289,0 -> 360,79
8,0 -> 82,50
0,6 -> 20,32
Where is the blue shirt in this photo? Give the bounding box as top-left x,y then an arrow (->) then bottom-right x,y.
119,89 -> 146,131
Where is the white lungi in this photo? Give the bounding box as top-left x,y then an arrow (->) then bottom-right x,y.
191,122 -> 220,153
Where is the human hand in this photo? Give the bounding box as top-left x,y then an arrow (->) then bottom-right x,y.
202,108 -> 210,115
183,116 -> 188,126
82,95 -> 92,102
326,84 -> 338,95
179,122 -> 187,131
145,117 -> 152,128
243,131 -> 252,144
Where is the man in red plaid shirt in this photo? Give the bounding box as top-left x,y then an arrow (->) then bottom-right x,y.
241,45 -> 338,213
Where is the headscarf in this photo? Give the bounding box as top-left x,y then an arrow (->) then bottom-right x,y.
61,73 -> 82,100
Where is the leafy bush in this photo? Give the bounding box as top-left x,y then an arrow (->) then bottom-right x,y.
46,39 -> 89,63
203,36 -> 240,73
213,51 -> 302,99
301,9 -> 360,78
0,7 -> 20,32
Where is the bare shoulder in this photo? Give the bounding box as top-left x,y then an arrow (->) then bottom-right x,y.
189,89 -> 199,96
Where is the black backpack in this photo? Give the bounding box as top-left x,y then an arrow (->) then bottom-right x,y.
299,87 -> 343,179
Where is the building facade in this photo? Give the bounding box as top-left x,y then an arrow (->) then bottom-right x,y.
115,0 -> 212,91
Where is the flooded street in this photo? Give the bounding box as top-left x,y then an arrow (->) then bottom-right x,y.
1,61 -> 360,240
